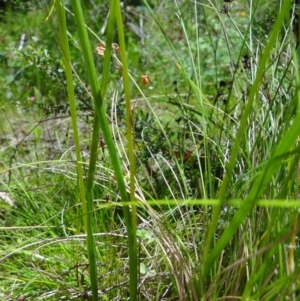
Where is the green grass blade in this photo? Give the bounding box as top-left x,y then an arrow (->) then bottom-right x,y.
70,1 -> 137,299
114,1 -> 138,298
203,0 -> 293,275
54,1 -> 87,230
115,0 -> 137,233
69,2 -> 101,298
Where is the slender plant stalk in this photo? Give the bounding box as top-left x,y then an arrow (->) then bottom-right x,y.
68,1 -> 102,298
54,2 -> 87,229
54,1 -> 99,299
70,1 -> 137,300
114,1 -> 138,297
114,1 -> 137,231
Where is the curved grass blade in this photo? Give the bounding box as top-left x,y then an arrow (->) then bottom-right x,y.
203,0 -> 293,276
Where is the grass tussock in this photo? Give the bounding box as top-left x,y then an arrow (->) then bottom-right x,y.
0,0 -> 300,300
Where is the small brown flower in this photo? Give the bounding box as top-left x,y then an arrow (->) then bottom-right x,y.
96,43 -> 119,56
96,43 -> 106,56
141,75 -> 151,85
112,43 -> 120,52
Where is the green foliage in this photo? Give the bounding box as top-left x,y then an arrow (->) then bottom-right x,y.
1,0 -> 300,300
